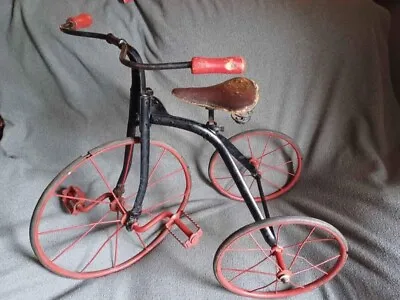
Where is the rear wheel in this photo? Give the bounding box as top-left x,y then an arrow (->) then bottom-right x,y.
30,138 -> 191,279
209,129 -> 302,202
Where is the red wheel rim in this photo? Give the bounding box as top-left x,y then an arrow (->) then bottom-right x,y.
209,130 -> 302,202
214,217 -> 348,298
30,138 -> 191,279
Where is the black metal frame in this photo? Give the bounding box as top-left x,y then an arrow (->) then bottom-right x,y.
59,25 -> 277,247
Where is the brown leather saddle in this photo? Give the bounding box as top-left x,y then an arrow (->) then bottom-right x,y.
171,77 -> 259,119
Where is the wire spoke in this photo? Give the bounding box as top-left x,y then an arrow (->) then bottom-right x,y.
225,247 -> 271,252
292,255 -> 340,276
288,227 -> 316,270
125,167 -> 183,202
246,136 -> 254,157
39,219 -> 119,235
134,231 -> 146,249
249,233 -> 282,271
260,176 -> 282,190
214,173 -> 253,180
248,178 -> 256,192
55,194 -> 108,205
249,279 -> 279,292
51,210 -> 111,262
284,253 -> 328,275
256,135 -> 271,172
142,192 -> 185,214
272,160 -> 293,168
222,267 -> 276,277
228,255 -> 272,282
113,212 -> 120,267
283,238 -> 337,249
225,166 -> 249,192
258,143 -> 289,160
89,157 -> 126,214
80,225 -> 124,272
260,136 -> 271,159
148,148 -> 167,183
259,161 -> 295,176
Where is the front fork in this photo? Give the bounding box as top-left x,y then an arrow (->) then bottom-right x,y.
115,89 -> 152,229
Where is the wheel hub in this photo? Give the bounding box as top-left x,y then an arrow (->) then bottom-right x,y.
249,157 -> 260,168
249,157 -> 262,176
277,270 -> 292,283
272,246 -> 293,283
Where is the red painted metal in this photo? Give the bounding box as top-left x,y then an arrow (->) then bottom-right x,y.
165,212 -> 203,249
131,211 -> 173,233
60,186 -> 87,214
60,186 -> 112,214
184,229 -> 203,248
131,210 -> 202,249
214,217 -> 348,298
272,246 -> 288,271
191,56 -> 245,74
173,217 -> 203,248
31,138 -> 192,279
66,13 -> 93,30
109,197 -> 126,212
209,129 -> 303,202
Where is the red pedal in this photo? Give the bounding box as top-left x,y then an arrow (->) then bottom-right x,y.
184,228 -> 203,249
168,212 -> 202,249
60,186 -> 86,215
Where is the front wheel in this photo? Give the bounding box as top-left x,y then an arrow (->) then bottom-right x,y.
30,138 -> 191,279
214,216 -> 348,298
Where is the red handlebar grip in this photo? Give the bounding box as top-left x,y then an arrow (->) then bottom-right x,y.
66,13 -> 93,30
191,56 -> 246,74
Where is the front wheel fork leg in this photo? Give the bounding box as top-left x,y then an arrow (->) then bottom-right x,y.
272,246 -> 293,283
254,175 -> 277,246
125,210 -> 141,231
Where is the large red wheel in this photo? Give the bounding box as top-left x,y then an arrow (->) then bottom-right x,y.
214,216 -> 348,298
30,138 -> 191,279
209,130 -> 302,202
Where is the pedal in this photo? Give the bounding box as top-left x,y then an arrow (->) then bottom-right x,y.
60,186 -> 86,215
167,212 -> 203,249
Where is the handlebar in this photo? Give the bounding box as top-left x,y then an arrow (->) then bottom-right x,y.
191,57 -> 246,74
60,13 -> 246,74
65,13 -> 93,30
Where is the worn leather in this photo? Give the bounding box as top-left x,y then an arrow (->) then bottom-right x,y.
171,77 -> 259,115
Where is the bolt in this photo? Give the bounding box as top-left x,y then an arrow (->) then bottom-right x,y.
279,274 -> 291,283
145,88 -> 154,96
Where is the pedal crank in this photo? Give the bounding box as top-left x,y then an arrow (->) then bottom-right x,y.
60,186 -> 87,215
60,186 -> 110,215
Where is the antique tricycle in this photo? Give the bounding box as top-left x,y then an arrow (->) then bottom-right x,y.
29,13 -> 348,299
